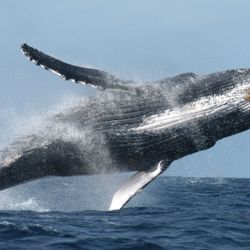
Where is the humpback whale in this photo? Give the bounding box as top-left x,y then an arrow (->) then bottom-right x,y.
1,43 -> 250,210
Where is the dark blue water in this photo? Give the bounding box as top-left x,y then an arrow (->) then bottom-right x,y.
0,177 -> 249,250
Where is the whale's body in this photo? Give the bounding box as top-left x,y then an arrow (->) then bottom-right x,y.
1,44 -> 250,209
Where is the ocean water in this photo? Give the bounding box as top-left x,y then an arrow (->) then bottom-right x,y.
0,176 -> 249,250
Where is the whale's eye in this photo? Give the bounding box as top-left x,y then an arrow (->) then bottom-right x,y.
244,88 -> 250,102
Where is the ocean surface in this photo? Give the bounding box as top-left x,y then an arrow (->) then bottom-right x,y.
0,176 -> 249,250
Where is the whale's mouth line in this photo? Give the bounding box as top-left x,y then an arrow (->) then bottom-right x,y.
132,82 -> 250,133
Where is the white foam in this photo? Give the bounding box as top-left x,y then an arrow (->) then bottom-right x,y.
0,192 -> 48,212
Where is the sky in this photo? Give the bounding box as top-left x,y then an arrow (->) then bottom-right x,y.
1,0 -> 250,178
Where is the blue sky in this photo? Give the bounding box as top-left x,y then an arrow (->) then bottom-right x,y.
1,0 -> 250,177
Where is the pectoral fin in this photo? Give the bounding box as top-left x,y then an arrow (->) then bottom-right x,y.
21,43 -> 132,91
109,160 -> 171,211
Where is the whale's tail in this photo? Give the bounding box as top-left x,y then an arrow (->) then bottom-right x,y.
0,139 -> 89,191
21,43 -> 132,91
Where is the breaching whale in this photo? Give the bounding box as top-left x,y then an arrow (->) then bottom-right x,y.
1,43 -> 250,210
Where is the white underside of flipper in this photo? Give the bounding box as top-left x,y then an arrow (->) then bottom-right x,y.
109,160 -> 170,211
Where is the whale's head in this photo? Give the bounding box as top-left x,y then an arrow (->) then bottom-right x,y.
227,68 -> 250,111
132,68 -> 250,135
129,68 -> 250,164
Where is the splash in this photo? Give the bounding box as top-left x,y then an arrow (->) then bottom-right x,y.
0,191 -> 48,212
0,174 -> 132,211
0,91 -> 136,211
